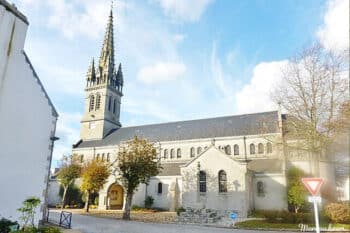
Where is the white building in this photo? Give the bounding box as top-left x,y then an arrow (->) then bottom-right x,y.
71,7 -> 336,219
0,0 -> 58,225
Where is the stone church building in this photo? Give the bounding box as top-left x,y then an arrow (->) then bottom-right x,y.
72,9 -> 335,217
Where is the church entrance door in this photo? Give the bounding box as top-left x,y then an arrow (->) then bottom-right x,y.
107,183 -> 124,210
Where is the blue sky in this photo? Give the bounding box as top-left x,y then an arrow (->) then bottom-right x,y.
11,0 -> 349,167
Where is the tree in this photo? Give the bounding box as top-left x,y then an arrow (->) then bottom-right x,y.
17,197 -> 41,227
272,43 -> 349,175
80,160 -> 111,212
287,167 -> 308,213
57,155 -> 81,210
116,136 -> 162,220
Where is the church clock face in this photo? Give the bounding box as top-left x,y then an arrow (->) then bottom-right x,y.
89,122 -> 96,129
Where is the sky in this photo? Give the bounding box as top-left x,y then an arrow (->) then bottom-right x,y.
10,0 -> 349,168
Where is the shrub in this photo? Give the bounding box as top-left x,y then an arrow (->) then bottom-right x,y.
59,184 -> 83,208
12,226 -> 62,233
324,202 -> 350,223
176,207 -> 186,216
0,218 -> 19,233
144,196 -> 154,209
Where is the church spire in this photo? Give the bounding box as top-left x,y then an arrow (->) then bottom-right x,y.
98,5 -> 115,73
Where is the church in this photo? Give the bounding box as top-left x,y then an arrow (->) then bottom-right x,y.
72,8 -> 335,218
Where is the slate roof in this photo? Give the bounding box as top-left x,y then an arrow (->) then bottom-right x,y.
158,163 -> 185,176
0,0 -> 28,24
74,111 -> 279,148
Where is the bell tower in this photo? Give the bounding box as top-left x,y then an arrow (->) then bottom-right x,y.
80,8 -> 123,140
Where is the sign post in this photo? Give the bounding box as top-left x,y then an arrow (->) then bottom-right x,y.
302,178 -> 324,233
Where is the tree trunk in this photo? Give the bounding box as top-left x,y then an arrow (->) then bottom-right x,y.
61,186 -> 68,210
295,206 -> 299,213
84,191 -> 90,212
122,193 -> 133,220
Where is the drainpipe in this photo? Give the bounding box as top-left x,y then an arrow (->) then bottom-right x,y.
243,136 -> 247,161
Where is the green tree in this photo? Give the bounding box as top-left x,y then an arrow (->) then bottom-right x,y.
116,136 -> 162,220
17,197 -> 40,227
287,167 -> 308,213
57,155 -> 81,210
80,160 -> 111,212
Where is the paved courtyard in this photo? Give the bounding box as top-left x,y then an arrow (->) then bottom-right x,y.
50,212 -> 295,233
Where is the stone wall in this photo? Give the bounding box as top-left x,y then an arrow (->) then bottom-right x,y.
177,207 -> 234,227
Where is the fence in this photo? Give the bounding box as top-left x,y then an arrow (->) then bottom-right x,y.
46,209 -> 72,229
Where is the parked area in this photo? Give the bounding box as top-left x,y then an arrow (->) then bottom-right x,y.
48,212 -> 279,233
49,209 -> 177,223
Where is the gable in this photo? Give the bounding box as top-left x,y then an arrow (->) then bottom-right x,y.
182,146 -> 245,173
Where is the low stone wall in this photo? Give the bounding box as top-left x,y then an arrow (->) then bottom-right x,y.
177,207 -> 235,227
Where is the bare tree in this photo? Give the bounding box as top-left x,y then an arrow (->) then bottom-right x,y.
272,43 -> 349,176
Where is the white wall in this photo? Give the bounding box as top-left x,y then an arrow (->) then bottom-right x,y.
47,180 -> 61,207
181,147 -> 249,217
0,4 -> 57,226
147,176 -> 182,210
252,174 -> 287,210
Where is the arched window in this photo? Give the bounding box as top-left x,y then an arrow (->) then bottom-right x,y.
108,96 -> 112,111
225,145 -> 231,155
177,148 -> 181,158
190,147 -> 195,158
257,181 -> 265,197
101,153 -> 105,161
96,154 -> 100,161
95,94 -> 101,110
170,149 -> 175,159
106,153 -> 110,162
197,147 -> 202,155
80,155 -> 84,163
234,144 -> 239,155
163,149 -> 168,159
199,171 -> 206,193
113,99 -> 116,114
250,144 -> 255,154
258,143 -> 264,154
89,95 -> 95,112
157,182 -> 162,194
218,170 -> 227,193
267,142 -> 272,153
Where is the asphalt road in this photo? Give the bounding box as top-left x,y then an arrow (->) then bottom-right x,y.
49,212 -> 294,233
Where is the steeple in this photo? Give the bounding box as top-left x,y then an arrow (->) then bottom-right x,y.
83,3 -> 123,92
80,4 -> 123,141
99,7 -> 115,76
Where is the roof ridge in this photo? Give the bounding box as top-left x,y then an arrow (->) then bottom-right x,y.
121,110 -> 278,129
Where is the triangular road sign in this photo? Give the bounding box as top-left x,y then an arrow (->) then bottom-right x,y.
302,178 -> 324,196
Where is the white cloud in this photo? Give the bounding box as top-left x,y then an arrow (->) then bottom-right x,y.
137,62 -> 186,84
210,42 -> 236,99
317,0 -> 349,52
173,33 -> 186,42
153,0 -> 213,22
235,61 -> 288,114
234,0 -> 349,115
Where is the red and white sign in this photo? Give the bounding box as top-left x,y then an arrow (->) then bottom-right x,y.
302,178 -> 324,196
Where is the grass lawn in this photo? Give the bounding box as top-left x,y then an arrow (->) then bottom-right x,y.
235,220 -> 350,230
